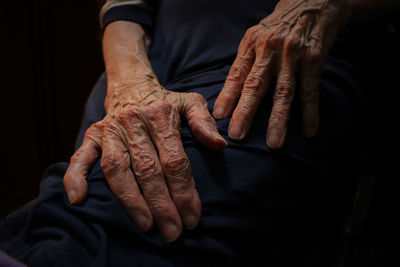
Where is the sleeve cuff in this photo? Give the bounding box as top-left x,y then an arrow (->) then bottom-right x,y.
102,5 -> 153,32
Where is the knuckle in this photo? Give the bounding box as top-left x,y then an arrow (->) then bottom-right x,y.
84,126 -> 97,137
274,83 -> 294,102
258,31 -> 283,50
102,118 -> 120,133
145,100 -> 174,120
285,35 -> 302,52
245,25 -> 260,38
151,99 -> 173,111
101,151 -> 130,174
117,108 -> 141,124
244,74 -> 265,93
135,156 -> 157,175
134,156 -> 162,181
227,65 -> 247,83
269,32 -> 284,47
84,123 -> 103,140
241,25 -> 260,46
188,92 -> 207,105
162,154 -> 190,177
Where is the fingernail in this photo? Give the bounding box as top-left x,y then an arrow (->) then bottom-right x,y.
267,131 -> 281,149
213,106 -> 225,119
213,133 -> 228,146
228,124 -> 243,140
67,190 -> 76,204
135,215 -> 151,232
162,222 -> 180,242
183,213 -> 199,230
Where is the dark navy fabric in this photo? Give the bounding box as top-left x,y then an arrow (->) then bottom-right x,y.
0,1 -> 376,266
102,0 -> 160,33
103,5 -> 154,32
0,250 -> 26,267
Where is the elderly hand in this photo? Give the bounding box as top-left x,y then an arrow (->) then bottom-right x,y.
63,81 -> 227,242
213,0 -> 351,148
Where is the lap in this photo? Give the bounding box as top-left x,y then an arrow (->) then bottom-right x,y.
0,50 -> 368,265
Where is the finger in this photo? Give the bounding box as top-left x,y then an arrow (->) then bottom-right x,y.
145,101 -> 201,231
63,124 -> 102,205
182,92 -> 227,150
213,25 -> 260,119
299,13 -> 334,137
228,46 -> 275,141
100,120 -> 153,232
266,57 -> 296,149
300,67 -> 320,137
117,109 -> 182,242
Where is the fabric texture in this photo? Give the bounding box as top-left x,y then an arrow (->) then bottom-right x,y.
0,0 -> 380,266
102,5 -> 153,31
0,250 -> 26,267
100,0 -> 158,29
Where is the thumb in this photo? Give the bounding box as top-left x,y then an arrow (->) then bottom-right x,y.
181,92 -> 228,150
63,124 -> 102,205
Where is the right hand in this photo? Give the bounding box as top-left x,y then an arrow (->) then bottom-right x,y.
63,82 -> 227,242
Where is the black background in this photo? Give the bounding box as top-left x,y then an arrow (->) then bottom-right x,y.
0,1 -> 399,265
0,0 -> 105,215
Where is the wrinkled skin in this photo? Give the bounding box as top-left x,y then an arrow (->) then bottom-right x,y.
64,77 -> 227,243
213,0 -> 351,148
64,0 -> 399,243
64,22 -> 228,242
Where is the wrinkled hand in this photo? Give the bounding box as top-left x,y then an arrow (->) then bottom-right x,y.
63,82 -> 227,242
213,0 -> 351,148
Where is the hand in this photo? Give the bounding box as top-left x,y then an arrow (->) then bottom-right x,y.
213,0 -> 351,148
63,82 -> 227,242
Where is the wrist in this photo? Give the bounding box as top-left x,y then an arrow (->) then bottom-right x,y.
106,69 -> 160,92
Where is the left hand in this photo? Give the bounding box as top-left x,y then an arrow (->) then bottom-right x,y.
64,84 -> 227,242
213,0 -> 351,148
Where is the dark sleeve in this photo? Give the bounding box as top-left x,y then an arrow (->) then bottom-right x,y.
102,5 -> 153,31
101,0 -> 160,32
